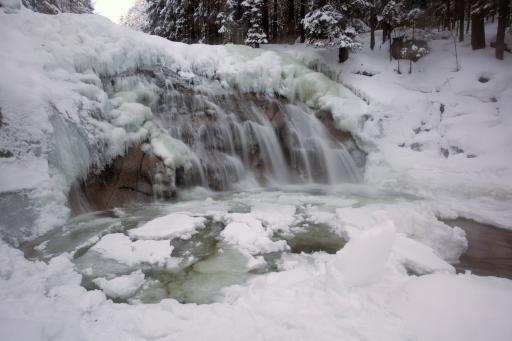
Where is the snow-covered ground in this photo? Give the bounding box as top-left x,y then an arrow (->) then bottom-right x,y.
267,26 -> 512,229
1,2 -> 512,341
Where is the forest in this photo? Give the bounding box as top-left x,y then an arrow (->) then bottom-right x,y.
119,0 -> 512,61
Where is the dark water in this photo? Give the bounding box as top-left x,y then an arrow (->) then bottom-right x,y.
445,218 -> 512,279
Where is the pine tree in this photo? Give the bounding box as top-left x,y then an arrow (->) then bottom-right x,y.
302,4 -> 361,62
22,0 -> 93,14
243,0 -> 268,47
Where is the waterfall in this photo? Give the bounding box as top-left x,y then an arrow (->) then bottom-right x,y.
152,83 -> 361,190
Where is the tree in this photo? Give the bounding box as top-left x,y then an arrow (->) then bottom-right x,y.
243,0 -> 268,47
495,0 -> 510,59
456,0 -> 465,42
407,7 -> 423,73
471,0 -> 486,49
379,0 -> 406,60
120,0 -> 147,30
22,0 -> 93,14
302,4 -> 361,62
379,0 -> 406,43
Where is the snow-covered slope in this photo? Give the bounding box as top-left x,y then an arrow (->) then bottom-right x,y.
268,27 -> 512,229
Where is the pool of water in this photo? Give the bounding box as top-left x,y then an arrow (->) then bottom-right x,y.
21,184 -> 422,304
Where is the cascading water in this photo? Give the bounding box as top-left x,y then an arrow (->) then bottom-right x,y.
149,76 -> 362,190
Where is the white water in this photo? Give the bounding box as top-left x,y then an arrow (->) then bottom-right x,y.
151,83 -> 361,190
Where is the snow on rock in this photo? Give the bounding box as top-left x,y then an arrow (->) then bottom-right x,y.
128,213 -> 206,240
89,233 -> 174,266
336,203 -> 467,263
93,270 -> 145,299
392,234 -> 455,275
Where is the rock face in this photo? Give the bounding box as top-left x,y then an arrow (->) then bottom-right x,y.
68,69 -> 365,213
68,145 -> 173,214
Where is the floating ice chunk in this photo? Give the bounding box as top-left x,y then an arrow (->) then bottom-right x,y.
222,213 -> 288,254
93,270 -> 145,299
129,213 -> 207,240
250,203 -> 296,232
328,221 -> 396,287
90,233 -> 174,266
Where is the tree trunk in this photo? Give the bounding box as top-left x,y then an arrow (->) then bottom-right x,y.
445,0 -> 452,30
287,0 -> 296,43
370,4 -> 376,50
495,0 -> 510,59
262,0 -> 269,37
299,0 -> 306,43
383,24 -> 388,43
471,10 -> 486,49
339,47 -> 349,63
458,0 -> 465,41
272,0 -> 278,42
466,0 -> 471,34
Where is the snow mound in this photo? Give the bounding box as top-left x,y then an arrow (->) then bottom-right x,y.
328,220 -> 396,287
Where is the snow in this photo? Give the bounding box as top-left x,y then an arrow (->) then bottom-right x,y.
394,274 -> 512,341
93,270 -> 145,299
328,220 -> 396,287
266,23 -> 512,230
221,213 -> 288,254
128,213 -> 206,240
90,233 -> 174,266
1,6 -> 512,341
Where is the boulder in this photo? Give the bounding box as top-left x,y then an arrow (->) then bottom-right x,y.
68,145 -> 173,214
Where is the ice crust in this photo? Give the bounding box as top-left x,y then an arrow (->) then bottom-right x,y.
129,213 -> 206,240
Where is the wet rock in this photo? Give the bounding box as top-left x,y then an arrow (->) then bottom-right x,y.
68,145 -> 173,214
478,76 -> 490,83
441,148 -> 449,158
354,70 -> 374,77
410,142 -> 422,151
450,146 -> 464,154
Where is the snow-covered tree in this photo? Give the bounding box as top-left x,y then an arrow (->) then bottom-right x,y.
120,0 -> 148,31
302,4 -> 360,62
379,1 -> 406,32
242,0 -> 268,47
21,0 -> 93,14
217,0 -> 237,43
